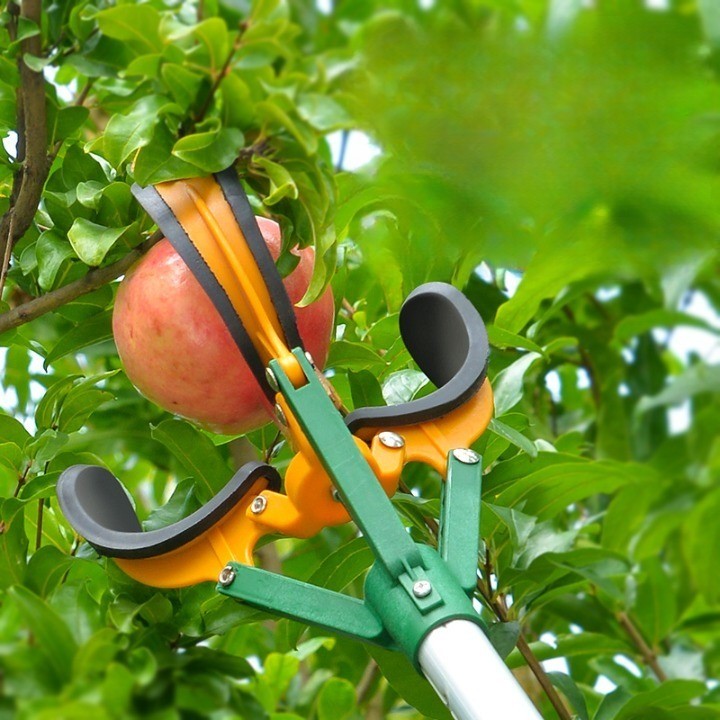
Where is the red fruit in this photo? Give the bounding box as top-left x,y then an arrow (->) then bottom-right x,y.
113,217 -> 334,434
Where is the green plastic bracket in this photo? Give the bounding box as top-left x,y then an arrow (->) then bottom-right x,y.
365,544 -> 484,667
217,563 -> 393,648
216,349 -> 487,666
439,451 -> 482,595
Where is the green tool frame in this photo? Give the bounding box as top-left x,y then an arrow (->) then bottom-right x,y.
218,349 -> 485,667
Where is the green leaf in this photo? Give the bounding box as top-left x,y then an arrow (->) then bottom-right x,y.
486,621 -> 520,659
0,499 -> 28,590
254,156 -> 298,205
615,681 -> 707,719
132,121 -> 199,185
44,310 -> 113,369
327,340 -> 385,373
172,128 -> 245,173
36,230 -> 75,290
637,364 -> 720,414
488,418 -> 538,458
632,558 -> 678,646
96,5 -> 161,53
68,219 -> 131,267
613,309 -> 720,344
297,94 -> 353,133
492,352 -> 542,415
161,64 -> 204,108
382,369 -> 428,405
368,645 -> 452,720
317,678 -> 356,720
151,419 -> 232,502
548,672 -> 589,720
49,106 -> 89,145
683,486 -> 720,603
0,413 -> 31,446
9,585 -> 78,688
486,456 -> 654,520
348,369 -> 385,410
95,96 -> 179,168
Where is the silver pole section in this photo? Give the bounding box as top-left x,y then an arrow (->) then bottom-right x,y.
418,620 -> 544,720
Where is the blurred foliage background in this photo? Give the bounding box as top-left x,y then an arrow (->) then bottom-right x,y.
0,0 -> 720,718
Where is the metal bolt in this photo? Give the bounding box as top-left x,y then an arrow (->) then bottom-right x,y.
413,580 -> 432,598
275,403 -> 287,426
218,566 -> 236,587
452,448 -> 480,465
332,489 -> 342,502
265,367 -> 279,392
251,495 -> 268,514
378,431 -> 405,449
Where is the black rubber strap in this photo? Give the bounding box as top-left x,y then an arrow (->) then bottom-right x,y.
57,462 -> 281,559
215,169 -> 302,351
131,184 -> 273,401
345,283 -> 489,433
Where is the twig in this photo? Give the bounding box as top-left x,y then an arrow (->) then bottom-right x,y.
194,29 -> 245,124
357,659 -> 380,704
0,231 -> 162,335
476,556 -> 572,720
263,429 -> 283,462
0,213 -> 16,298
616,611 -> 668,682
562,306 -> 601,408
341,298 -> 356,318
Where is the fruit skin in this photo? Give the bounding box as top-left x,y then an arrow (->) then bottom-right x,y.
113,217 -> 334,434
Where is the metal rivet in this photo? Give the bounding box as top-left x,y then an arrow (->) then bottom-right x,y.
251,495 -> 268,514
332,489 -> 342,502
265,367 -> 279,392
219,566 -> 236,587
378,431 -> 405,449
452,448 -> 480,465
413,580 -> 432,598
275,403 -> 287,426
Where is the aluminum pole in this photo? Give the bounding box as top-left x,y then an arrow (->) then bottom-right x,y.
418,620 -> 543,720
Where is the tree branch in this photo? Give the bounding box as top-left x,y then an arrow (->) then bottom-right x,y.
0,232 -> 162,335
193,29 -> 245,125
476,559 -> 573,720
0,0 -> 49,280
616,610 -> 668,683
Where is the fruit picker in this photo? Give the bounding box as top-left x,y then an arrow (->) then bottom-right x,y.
57,169 -> 543,720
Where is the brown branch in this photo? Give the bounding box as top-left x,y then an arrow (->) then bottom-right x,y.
263,429 -> 283,462
0,232 -> 162,335
193,29 -> 245,124
616,611 -> 668,683
357,659 -> 380,704
562,306 -> 601,408
0,0 -> 49,281
476,560 -> 572,720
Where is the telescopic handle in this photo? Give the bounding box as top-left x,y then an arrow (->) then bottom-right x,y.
418,620 -> 543,720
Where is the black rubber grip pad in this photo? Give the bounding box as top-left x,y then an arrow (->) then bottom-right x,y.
57,462 -> 281,559
131,183 -> 273,400
345,282 -> 489,433
214,169 -> 302,351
